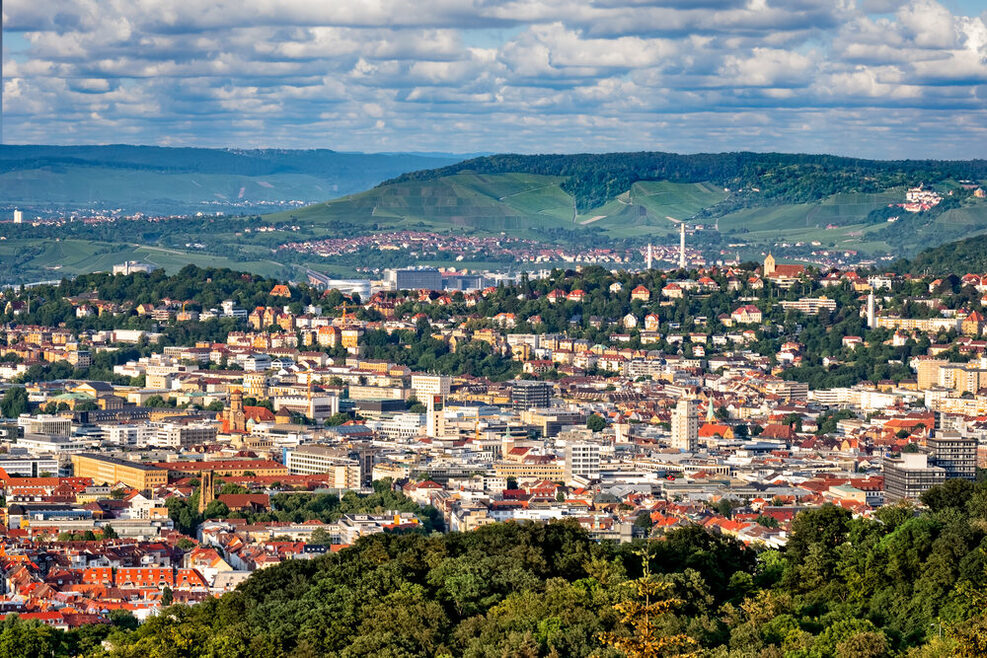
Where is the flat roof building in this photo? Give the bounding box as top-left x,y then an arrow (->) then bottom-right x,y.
511,381 -> 553,412
883,453 -> 946,502
72,454 -> 168,491
387,268 -> 442,291
928,432 -> 977,481
283,445 -> 365,490
151,459 -> 288,478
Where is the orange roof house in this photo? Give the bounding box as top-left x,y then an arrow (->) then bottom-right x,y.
244,406 -> 276,423
698,423 -> 734,440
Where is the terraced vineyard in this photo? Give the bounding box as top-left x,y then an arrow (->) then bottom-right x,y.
279,173 -> 577,234
273,172 -> 941,253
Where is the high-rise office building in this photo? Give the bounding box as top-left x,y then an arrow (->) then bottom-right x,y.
564,442 -> 601,485
928,432 -> 977,480
412,375 -> 452,437
884,453 -> 946,501
671,398 -> 699,452
511,380 -> 553,412
387,268 -> 442,291
411,375 -> 452,398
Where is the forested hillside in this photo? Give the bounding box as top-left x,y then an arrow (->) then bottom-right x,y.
894,233 -> 987,275
7,480 -> 987,656
383,151 -> 987,212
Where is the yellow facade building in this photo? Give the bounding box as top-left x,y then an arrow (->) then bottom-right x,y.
72,454 -> 168,491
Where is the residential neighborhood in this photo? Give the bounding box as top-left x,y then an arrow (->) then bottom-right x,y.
1,254 -> 987,628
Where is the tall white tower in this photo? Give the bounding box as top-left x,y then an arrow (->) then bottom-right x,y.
678,224 -> 686,270
412,375 -> 451,439
426,395 -> 437,438
867,291 -> 876,330
13,210 -> 23,224
671,398 -> 699,452
646,243 -> 653,270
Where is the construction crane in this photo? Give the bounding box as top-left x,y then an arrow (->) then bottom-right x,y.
335,301 -> 351,326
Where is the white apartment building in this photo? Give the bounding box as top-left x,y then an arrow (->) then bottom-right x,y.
284,445 -> 362,490
410,374 -> 452,398
564,442 -> 602,485
102,423 -> 156,446
671,398 -> 699,452
148,422 -> 218,449
365,413 -> 425,441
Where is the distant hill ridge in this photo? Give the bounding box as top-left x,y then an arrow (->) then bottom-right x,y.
0,144 -> 462,215
382,151 -> 987,212
3,147 -> 987,284
270,151 -> 987,252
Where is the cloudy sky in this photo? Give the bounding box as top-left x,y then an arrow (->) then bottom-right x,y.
3,0 -> 986,157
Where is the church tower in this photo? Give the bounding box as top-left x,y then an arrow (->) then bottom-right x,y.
763,253 -> 776,277
225,388 -> 246,433
198,471 -> 214,514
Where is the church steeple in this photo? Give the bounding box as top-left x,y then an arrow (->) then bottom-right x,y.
224,387 -> 246,433
763,253 -> 776,277
198,470 -> 214,514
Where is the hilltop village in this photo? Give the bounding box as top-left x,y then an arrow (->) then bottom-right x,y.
0,255 -> 986,627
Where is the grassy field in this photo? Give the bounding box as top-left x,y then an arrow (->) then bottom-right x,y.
0,238 -> 292,285
715,191 -> 899,235
934,205 -> 987,228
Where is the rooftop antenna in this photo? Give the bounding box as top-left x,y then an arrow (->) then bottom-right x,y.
665,216 -> 686,270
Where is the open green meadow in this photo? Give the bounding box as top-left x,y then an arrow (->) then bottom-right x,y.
0,238 -> 292,285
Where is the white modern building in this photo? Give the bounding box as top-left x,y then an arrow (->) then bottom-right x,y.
564,442 -> 602,485
671,398 -> 699,452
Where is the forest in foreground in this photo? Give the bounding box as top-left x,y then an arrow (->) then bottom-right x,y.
6,479 -> 987,656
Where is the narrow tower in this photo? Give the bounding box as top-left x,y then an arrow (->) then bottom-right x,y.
671,398 -> 699,452
678,223 -> 686,270
867,291 -> 876,330
426,394 -> 437,438
646,243 -> 653,270
198,471 -> 214,514
226,387 -> 246,433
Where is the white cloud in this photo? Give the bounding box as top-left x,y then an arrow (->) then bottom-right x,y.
719,47 -> 815,87
2,0 -> 986,157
